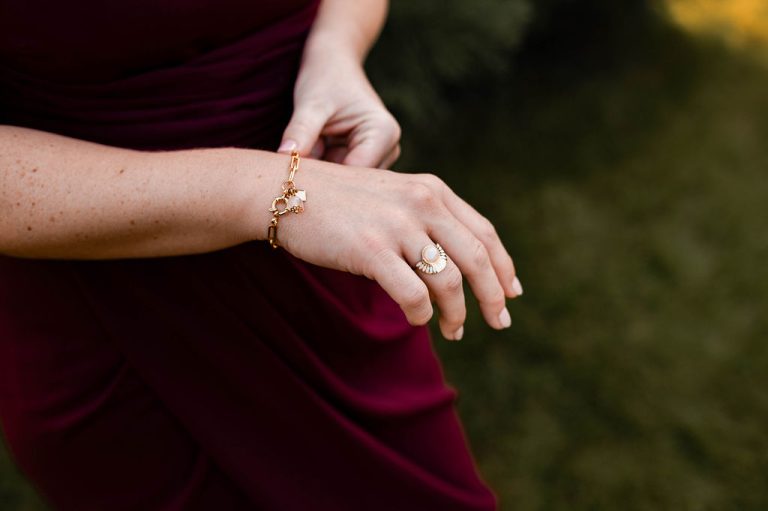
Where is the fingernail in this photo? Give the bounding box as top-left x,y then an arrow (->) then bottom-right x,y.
277,139 -> 297,153
498,307 -> 511,328
512,276 -> 524,296
453,326 -> 464,341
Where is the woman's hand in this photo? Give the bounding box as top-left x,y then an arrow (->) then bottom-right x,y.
278,49 -> 401,169
275,158 -> 523,341
272,1 -> 521,340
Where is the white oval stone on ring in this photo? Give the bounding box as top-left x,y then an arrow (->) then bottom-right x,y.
415,243 -> 448,275
422,244 -> 440,264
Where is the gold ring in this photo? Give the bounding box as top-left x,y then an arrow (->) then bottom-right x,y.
415,243 -> 448,275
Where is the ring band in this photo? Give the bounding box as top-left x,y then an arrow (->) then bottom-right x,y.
415,243 -> 448,275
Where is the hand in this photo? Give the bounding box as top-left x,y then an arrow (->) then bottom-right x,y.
276,159 -> 523,341
278,50 -> 401,169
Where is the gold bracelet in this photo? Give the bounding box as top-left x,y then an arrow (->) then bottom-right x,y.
267,150 -> 306,249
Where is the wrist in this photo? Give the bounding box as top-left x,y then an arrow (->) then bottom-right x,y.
219,148 -> 292,244
294,38 -> 372,99
230,148 -> 334,248
302,29 -> 367,67
303,0 -> 388,65
263,155 -> 341,255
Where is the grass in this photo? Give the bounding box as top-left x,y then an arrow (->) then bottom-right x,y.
3,11 -> 768,511
415,17 -> 768,511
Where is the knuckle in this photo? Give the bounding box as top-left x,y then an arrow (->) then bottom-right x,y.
359,236 -> 391,278
478,217 -> 498,243
416,172 -> 445,190
405,182 -> 437,208
402,286 -> 431,319
372,111 -> 401,146
479,289 -> 506,309
506,253 -> 517,275
470,240 -> 491,270
442,269 -> 464,293
407,312 -> 432,327
443,307 -> 467,327
361,231 -> 387,254
390,118 -> 402,144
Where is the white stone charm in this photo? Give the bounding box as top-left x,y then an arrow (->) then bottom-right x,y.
415,243 -> 448,274
286,189 -> 306,212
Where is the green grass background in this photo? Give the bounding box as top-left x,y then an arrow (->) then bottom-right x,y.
3,2 -> 768,510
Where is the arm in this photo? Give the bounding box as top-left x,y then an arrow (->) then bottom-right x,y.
0,0 -> 520,339
0,0 -> 391,260
0,125 -> 283,259
304,0 -> 388,63
0,123 -> 520,338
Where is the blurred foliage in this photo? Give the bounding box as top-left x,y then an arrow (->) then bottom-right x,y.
4,1 -> 768,510
667,0 -> 768,49
367,0 -> 531,124
367,0 -> 659,127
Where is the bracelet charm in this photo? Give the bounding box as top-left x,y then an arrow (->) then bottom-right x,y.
267,150 -> 306,249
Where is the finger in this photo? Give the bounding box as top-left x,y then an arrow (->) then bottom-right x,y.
440,186 -> 521,298
432,217 -> 510,330
278,102 -> 329,156
405,184 -> 509,329
365,248 -> 433,326
342,114 -> 401,168
378,144 -> 401,169
309,138 -> 325,159
405,236 -> 466,341
322,140 -> 349,164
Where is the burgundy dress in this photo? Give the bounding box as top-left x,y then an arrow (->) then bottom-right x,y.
0,2 -> 497,510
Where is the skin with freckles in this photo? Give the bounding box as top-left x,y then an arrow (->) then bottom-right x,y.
0,0 -> 522,340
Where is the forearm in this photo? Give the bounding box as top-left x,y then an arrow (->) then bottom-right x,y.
0,125 -> 285,259
304,0 -> 388,63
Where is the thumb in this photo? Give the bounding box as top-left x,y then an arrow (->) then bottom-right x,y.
278,103 -> 327,156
